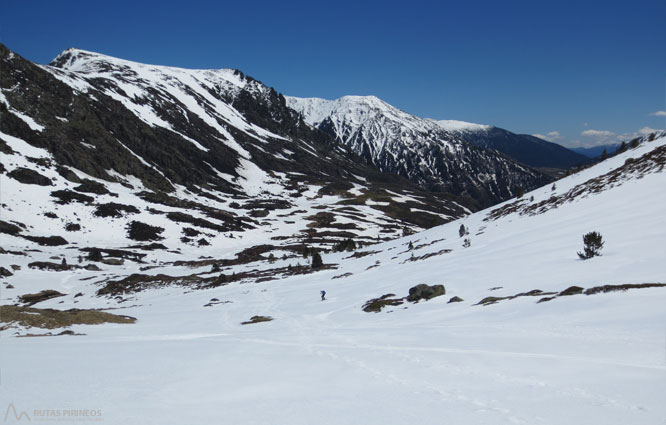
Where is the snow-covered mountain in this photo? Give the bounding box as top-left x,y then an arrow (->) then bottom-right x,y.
2,123 -> 664,425
287,95 -> 552,208
1,44 -> 475,262
434,120 -> 589,169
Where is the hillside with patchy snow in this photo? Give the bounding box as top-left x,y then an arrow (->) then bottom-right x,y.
1,42 -> 478,273
2,122 -> 664,425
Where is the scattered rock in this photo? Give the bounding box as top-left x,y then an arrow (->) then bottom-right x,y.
537,296 -> 557,303
203,299 -> 232,307
50,189 -> 94,204
94,202 -> 140,218
559,286 -> 584,296
22,235 -> 68,246
10,264 -> 21,270
182,227 -> 200,237
0,266 -> 13,277
7,167 -> 52,186
65,222 -> 81,231
584,283 -> 666,295
74,179 -> 110,195
28,261 -> 76,271
448,296 -> 464,303
127,221 -> 164,241
477,296 -> 505,306
0,220 -> 23,235
241,315 -> 273,325
363,294 -> 404,313
407,284 -> 446,302
102,258 -> 124,266
18,290 -> 66,306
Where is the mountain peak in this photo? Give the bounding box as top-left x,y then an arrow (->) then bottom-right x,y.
48,47 -> 249,90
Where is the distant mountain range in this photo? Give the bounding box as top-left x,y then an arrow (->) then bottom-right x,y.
571,144 -> 621,158
434,121 -> 588,168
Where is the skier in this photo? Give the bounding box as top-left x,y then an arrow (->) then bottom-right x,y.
320,290 -> 326,301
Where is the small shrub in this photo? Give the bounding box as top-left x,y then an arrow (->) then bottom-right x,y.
462,238 -> 471,248
577,231 -> 604,259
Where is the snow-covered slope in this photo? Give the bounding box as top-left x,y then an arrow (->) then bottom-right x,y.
287,95 -> 551,208
2,130 -> 664,424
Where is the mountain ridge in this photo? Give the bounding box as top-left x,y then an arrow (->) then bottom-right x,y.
287,95 -> 552,208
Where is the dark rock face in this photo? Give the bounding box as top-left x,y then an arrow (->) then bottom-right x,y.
407,284 -> 446,302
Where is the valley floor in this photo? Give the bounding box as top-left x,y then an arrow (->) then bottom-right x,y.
2,282 -> 664,425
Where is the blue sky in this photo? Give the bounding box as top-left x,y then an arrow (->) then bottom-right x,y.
2,0 -> 664,147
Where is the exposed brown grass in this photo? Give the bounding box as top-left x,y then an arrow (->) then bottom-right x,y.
0,305 -> 136,329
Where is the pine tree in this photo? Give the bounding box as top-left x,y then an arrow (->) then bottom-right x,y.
577,231 -> 604,259
311,251 -> 323,269
516,187 -> 524,198
601,148 -> 608,160
459,224 -> 466,238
